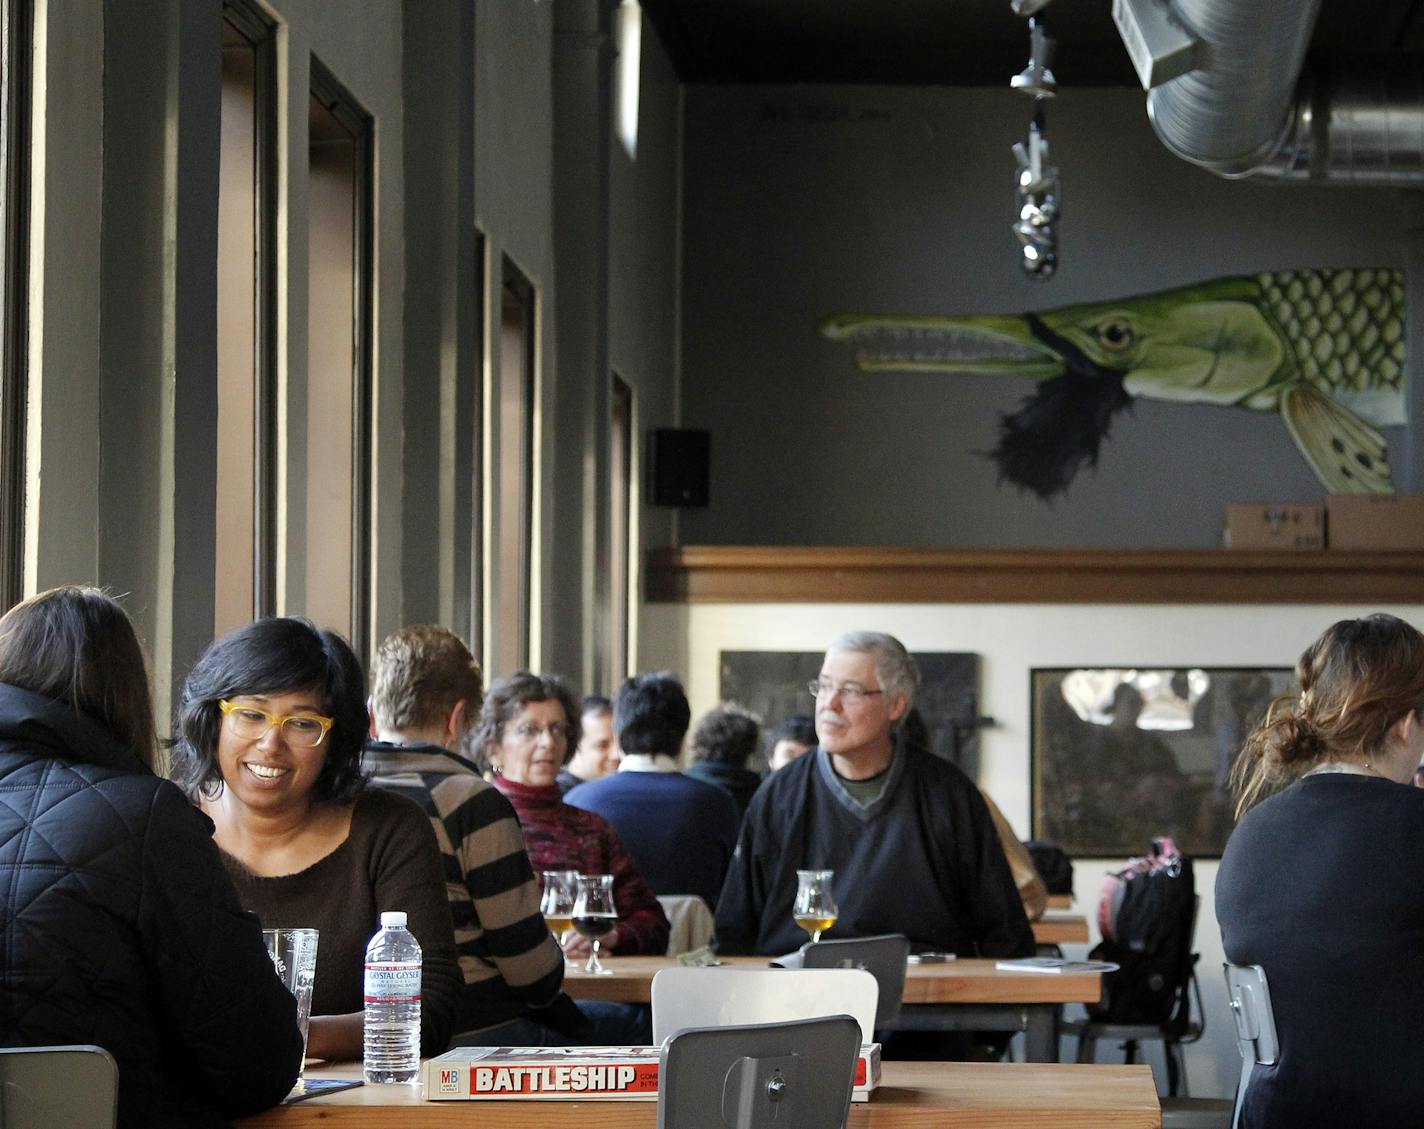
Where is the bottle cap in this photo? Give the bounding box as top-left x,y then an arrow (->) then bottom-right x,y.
380,910 -> 408,927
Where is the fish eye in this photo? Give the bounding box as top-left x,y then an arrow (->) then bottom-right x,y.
1095,317 -> 1134,352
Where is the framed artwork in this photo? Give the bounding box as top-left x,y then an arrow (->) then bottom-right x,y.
718,650 -> 980,775
1031,666 -> 1294,859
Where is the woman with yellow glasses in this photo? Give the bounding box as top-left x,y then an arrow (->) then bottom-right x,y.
170,617 -> 461,1062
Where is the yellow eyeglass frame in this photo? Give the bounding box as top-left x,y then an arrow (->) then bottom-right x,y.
217,699 -> 335,747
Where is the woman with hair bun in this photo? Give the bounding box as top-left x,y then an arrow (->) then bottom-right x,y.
1217,613 -> 1424,1129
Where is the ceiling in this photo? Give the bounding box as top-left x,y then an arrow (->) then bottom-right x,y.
641,0 -> 1424,87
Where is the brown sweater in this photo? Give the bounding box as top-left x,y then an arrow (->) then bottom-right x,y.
221,788 -> 461,1055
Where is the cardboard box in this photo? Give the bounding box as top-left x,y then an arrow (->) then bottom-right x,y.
1224,504 -> 1324,550
422,1043 -> 881,1102
1327,494 -> 1424,550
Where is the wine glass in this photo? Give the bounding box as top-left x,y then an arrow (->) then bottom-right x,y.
540,869 -> 579,955
572,873 -> 618,975
793,868 -> 838,943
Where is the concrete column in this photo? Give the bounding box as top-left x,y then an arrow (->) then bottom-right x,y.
550,0 -> 613,689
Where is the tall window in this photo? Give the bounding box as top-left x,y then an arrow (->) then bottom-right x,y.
609,373 -> 634,679
492,257 -> 535,675
305,59 -> 372,654
215,0 -> 276,635
0,0 -> 29,612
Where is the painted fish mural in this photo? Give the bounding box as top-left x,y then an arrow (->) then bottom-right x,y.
821,269 -> 1406,498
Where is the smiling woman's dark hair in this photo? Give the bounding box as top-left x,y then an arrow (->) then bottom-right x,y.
170,617 -> 368,803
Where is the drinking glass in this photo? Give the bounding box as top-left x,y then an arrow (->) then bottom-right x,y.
263,927 -> 319,1084
793,869 -> 838,942
540,869 -> 579,960
572,873 -> 618,975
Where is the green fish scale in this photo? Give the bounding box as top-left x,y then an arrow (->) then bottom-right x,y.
1257,269 -> 1404,394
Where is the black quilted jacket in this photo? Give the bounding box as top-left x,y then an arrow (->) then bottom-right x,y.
0,682 -> 303,1128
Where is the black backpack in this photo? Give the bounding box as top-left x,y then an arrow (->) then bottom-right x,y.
1088,838 -> 1197,1028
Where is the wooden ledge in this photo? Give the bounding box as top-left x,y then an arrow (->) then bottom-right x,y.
646,546 -> 1424,604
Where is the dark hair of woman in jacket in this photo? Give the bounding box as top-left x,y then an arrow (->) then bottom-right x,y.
0,587 -> 303,1129
0,584 -> 158,766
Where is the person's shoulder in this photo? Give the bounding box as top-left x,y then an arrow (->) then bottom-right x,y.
354,785 -> 435,832
903,744 -> 976,790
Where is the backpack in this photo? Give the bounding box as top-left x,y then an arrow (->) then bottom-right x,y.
1087,837 -> 1196,1027
1025,839 -> 1074,895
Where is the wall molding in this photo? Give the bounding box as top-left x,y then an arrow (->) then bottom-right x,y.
647,546 -> 1424,604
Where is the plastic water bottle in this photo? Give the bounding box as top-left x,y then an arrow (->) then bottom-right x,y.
363,911 -> 422,1083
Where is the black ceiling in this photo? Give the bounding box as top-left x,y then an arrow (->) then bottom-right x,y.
642,0 -> 1424,87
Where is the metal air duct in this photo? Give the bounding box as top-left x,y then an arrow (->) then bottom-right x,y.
1141,0 -> 1424,184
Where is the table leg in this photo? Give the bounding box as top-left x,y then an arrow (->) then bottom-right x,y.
1021,1005 -> 1058,1063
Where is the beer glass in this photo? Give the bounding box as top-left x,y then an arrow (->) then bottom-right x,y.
793,869 -> 838,942
540,869 -> 579,959
263,927 -> 319,1082
572,873 -> 618,975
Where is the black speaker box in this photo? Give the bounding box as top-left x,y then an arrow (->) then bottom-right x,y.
652,428 -> 710,507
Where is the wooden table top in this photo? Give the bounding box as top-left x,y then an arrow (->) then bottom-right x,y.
564,956 -> 1103,1006
238,1061 -> 1161,1128
1046,893 -> 1074,910
1033,912 -> 1090,945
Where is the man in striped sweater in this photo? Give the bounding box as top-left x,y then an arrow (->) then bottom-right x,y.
363,625 -> 587,1044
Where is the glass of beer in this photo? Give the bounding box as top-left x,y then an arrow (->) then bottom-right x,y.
572,873 -> 618,975
793,869 -> 838,942
540,869 -> 579,959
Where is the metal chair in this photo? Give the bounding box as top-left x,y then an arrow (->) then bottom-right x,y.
658,1015 -> 861,1129
798,933 -> 910,1027
1224,962 -> 1277,1129
651,966 -> 879,1046
0,1045 -> 118,1129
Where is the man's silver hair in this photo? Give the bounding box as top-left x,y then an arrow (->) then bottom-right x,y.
826,630 -> 919,712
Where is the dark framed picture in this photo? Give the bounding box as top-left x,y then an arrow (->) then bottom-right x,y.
719,650 -> 980,775
1031,666 -> 1294,859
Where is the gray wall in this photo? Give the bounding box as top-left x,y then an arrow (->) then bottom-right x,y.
23,0 -> 685,718
677,85 -> 1416,548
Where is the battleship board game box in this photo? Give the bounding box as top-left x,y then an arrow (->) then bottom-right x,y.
422,1042 -> 882,1101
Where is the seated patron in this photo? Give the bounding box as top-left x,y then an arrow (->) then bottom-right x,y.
685,702 -> 764,816
714,631 -> 1034,961
566,673 -> 741,910
1218,614 -> 1424,1129
481,673 -> 670,956
171,617 -> 462,1061
767,712 -> 816,772
556,694 -> 620,793
0,588 -> 302,1128
363,625 -> 584,1045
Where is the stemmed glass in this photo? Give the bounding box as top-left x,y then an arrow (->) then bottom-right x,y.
540,869 -> 579,963
572,873 -> 619,975
793,868 -> 838,943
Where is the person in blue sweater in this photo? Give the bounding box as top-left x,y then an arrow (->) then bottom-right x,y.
565,673 -> 741,910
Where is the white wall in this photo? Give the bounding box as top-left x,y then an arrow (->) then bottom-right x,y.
642,599 -> 1424,1095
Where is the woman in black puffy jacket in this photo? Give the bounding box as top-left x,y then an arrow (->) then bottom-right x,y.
0,587 -> 304,1128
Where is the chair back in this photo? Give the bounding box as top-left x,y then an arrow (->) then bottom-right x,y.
651,966 -> 878,1045
656,895 -> 715,956
0,1045 -> 118,1129
657,1014 -> 860,1129
1223,963 -> 1278,1129
798,933 -> 910,1027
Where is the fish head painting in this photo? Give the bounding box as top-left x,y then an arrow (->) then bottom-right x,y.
821,269 -> 1405,499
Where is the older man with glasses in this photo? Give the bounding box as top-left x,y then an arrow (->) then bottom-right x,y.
713,630 -> 1034,974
